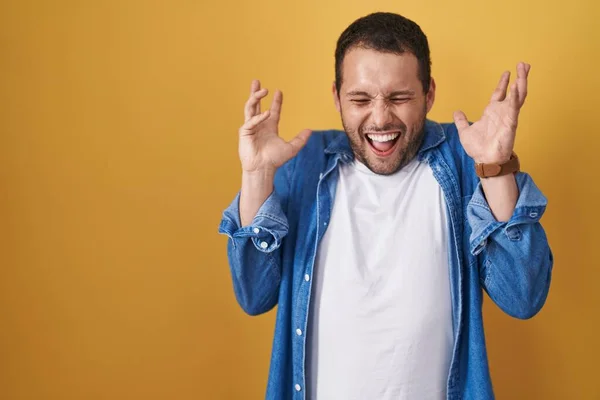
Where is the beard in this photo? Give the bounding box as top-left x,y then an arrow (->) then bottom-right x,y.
341,111 -> 427,176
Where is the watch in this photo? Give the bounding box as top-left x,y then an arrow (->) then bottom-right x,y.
474,152 -> 520,178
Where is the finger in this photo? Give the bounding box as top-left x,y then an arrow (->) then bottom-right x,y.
287,129 -> 312,156
242,110 -> 271,132
244,88 -> 268,122
508,81 -> 519,109
249,80 -> 262,115
270,90 -> 283,124
453,110 -> 470,134
250,79 -> 260,94
516,62 -> 529,106
490,71 -> 510,102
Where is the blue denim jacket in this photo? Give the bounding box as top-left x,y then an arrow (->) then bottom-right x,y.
218,120 -> 553,400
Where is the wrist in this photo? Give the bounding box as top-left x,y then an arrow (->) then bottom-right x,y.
474,154 -> 512,165
474,152 -> 520,179
241,169 -> 276,200
242,168 -> 276,183
240,169 -> 276,227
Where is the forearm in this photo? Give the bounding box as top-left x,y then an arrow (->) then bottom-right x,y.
226,238 -> 282,316
480,173 -> 519,222
240,169 -> 275,226
479,222 -> 552,319
219,175 -> 291,315
467,172 -> 553,319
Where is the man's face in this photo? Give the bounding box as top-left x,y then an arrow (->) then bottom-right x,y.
334,48 -> 435,175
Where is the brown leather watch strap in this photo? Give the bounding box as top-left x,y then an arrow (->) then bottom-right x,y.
475,152 -> 520,178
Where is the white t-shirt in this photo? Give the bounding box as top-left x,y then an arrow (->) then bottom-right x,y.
306,158 -> 454,400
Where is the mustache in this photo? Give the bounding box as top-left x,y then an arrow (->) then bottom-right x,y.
359,123 -> 406,135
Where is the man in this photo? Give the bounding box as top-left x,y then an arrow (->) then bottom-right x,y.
218,12 -> 553,400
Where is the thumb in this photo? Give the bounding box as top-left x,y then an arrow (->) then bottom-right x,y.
287,129 -> 312,157
453,110 -> 470,134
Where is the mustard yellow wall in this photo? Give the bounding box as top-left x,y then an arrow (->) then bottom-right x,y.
0,0 -> 598,399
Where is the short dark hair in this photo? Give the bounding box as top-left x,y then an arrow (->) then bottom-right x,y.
334,12 -> 432,95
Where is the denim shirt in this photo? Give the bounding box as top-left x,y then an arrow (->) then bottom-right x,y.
218,120 -> 553,400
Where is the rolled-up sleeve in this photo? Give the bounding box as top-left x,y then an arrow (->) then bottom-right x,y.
468,173 -> 548,255
217,160 -> 294,316
467,173 -> 553,319
219,191 -> 289,253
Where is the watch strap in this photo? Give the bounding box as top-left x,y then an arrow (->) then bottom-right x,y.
475,152 -> 520,178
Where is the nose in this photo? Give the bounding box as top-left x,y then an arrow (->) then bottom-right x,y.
371,98 -> 394,128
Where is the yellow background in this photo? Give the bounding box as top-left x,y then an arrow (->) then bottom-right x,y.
1,0 -> 598,399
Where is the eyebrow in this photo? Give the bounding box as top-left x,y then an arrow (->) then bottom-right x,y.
346,90 -> 416,97
389,90 -> 416,97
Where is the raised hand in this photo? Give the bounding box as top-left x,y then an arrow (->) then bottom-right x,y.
239,80 -> 312,173
453,62 -> 531,164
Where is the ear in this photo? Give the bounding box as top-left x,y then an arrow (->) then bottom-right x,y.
426,78 -> 436,113
332,81 -> 341,113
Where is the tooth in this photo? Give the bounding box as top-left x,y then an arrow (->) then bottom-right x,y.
367,133 -> 398,142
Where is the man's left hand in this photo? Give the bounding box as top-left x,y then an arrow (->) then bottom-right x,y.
453,62 -> 531,164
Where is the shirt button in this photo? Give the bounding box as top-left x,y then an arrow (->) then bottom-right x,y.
295,384 -> 302,392
296,328 -> 302,336
304,274 -> 310,282
529,212 -> 539,218
253,227 -> 260,234
260,241 -> 268,249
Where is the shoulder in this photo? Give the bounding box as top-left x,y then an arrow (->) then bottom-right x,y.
304,129 -> 346,151
432,121 -> 479,192
278,128 -> 345,179
293,129 -> 347,163
437,122 -> 473,167
439,122 -> 463,155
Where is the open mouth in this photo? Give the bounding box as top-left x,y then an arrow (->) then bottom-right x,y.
365,132 -> 401,157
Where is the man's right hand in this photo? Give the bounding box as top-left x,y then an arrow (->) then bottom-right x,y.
238,80 -> 312,226
239,80 -> 312,174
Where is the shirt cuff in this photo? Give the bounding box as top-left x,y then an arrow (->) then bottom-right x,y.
218,191 -> 289,253
467,172 -> 548,255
